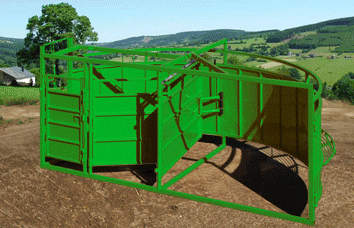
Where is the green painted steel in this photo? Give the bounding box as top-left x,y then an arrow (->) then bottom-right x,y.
40,37 -> 336,225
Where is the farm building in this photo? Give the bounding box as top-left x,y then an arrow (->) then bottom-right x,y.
0,66 -> 35,86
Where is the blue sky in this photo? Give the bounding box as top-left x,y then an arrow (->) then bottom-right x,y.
1,0 -> 353,43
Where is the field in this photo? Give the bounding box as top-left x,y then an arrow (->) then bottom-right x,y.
0,86 -> 40,105
295,57 -> 354,85
265,57 -> 354,85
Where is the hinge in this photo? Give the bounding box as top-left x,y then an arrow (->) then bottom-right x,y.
218,92 -> 224,116
200,92 -> 224,116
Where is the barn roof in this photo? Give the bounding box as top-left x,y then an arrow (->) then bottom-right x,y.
0,66 -> 35,79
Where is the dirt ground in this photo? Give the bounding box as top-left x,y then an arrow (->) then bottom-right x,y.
0,98 -> 353,227
260,59 -> 297,69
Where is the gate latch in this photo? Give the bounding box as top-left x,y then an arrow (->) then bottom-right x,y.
199,92 -> 223,116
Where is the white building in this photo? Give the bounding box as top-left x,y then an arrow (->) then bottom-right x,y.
0,66 -> 36,86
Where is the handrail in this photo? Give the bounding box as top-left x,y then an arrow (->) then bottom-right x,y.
43,37 -> 70,47
321,128 -> 336,166
212,50 -> 323,102
130,45 -> 323,102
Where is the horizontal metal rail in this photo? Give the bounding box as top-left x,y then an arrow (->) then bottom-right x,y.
43,53 -> 311,89
162,136 -> 226,189
212,49 -> 323,101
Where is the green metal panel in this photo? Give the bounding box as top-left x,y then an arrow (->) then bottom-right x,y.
201,66 -> 218,135
89,66 -> 158,166
46,90 -> 83,164
159,73 -> 203,177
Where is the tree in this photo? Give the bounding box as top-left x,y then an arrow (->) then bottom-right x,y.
287,68 -> 301,80
16,3 -> 98,86
331,72 -> 354,103
277,67 -> 301,81
202,52 -> 212,61
227,55 -> 243,65
29,68 -> 40,87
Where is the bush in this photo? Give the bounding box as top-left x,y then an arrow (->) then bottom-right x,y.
321,82 -> 337,99
246,57 -> 257,62
227,55 -> 243,65
29,68 -> 40,86
202,52 -> 212,61
288,68 -> 301,80
331,72 -> 354,103
277,67 -> 301,80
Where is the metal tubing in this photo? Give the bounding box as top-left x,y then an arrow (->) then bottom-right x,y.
39,45 -> 46,168
162,136 -> 226,189
213,50 -> 322,100
43,53 -> 311,89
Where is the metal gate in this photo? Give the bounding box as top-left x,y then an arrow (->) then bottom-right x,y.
43,77 -> 84,164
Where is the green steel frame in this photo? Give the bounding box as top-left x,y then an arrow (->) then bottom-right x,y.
39,38 -> 336,225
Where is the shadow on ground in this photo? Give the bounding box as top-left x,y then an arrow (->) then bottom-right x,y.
48,134 -> 308,216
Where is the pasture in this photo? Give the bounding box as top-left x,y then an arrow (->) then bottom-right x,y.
0,86 -> 40,106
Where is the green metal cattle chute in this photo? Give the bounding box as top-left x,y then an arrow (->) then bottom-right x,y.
39,38 -> 336,225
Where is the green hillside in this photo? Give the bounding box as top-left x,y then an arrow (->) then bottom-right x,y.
287,24 -> 354,52
0,36 -> 24,67
266,16 -> 354,43
96,29 -> 278,49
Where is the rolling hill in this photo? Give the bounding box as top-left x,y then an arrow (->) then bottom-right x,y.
1,16 -> 354,67
0,36 -> 24,67
95,29 -> 278,49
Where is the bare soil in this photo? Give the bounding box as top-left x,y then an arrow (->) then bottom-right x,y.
260,59 -> 297,69
0,99 -> 353,227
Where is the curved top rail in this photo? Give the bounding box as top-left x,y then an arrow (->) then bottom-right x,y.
212,50 -> 323,102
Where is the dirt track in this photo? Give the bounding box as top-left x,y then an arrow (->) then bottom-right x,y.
0,99 -> 353,227
260,59 -> 297,69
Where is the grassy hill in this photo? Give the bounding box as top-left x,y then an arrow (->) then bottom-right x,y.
96,29 -> 278,49
266,16 -> 354,42
266,17 -> 354,53
0,36 -> 24,67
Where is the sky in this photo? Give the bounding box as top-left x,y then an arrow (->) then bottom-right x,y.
1,0 -> 353,43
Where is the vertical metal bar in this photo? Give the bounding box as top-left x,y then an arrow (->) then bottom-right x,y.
82,62 -> 88,174
67,38 -> 73,92
239,69 -> 243,137
88,63 -> 93,174
40,44 -> 46,168
216,70 -> 219,133
308,86 -> 315,224
259,72 -> 263,142
198,74 -> 203,137
279,86 -> 282,148
52,44 -> 56,77
157,71 -> 162,189
223,42 -> 227,65
145,51 -> 148,62
296,88 -> 299,159
305,73 -> 310,83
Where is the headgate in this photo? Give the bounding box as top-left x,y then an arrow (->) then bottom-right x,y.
40,38 -> 336,225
